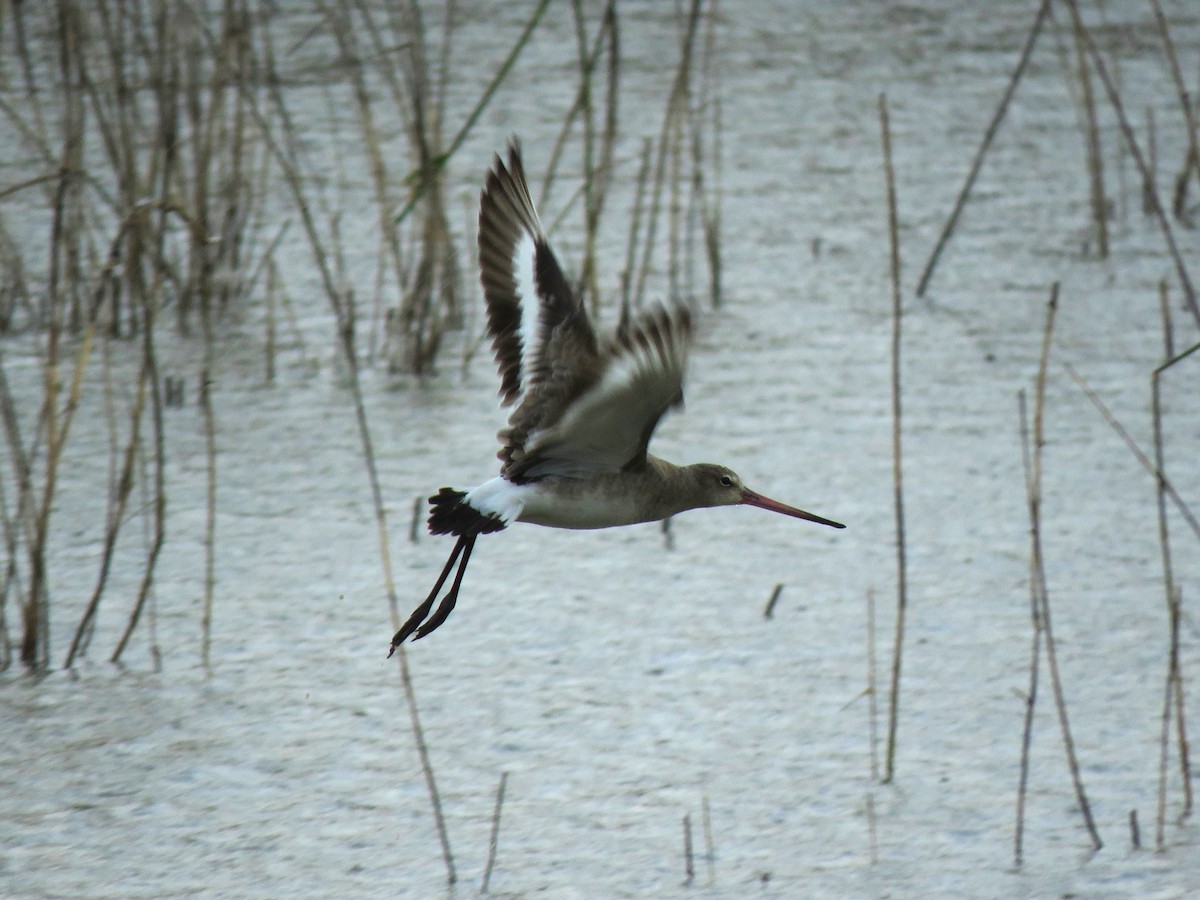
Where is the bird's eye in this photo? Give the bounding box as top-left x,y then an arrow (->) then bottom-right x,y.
719,475 -> 733,487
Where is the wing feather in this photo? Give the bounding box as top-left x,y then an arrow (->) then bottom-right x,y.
478,141 -> 595,406
501,302 -> 693,482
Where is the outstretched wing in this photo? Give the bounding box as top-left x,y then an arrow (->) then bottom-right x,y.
500,302 -> 694,482
477,140 -> 597,407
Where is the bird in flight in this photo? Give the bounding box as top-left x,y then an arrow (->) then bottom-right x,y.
389,141 -> 843,654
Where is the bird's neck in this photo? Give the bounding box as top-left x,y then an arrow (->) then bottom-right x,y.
641,456 -> 704,520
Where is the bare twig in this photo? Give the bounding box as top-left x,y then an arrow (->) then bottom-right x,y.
763,583 -> 783,619
879,92 -> 906,785
1060,0 -> 1198,326
1026,288 -> 1103,853
480,771 -> 508,893
1013,389 -> 1043,869
682,812 -> 695,887
1063,354 -> 1200,544
915,0 -> 1051,297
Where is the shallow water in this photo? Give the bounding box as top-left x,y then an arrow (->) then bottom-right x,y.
3,0 -> 1200,896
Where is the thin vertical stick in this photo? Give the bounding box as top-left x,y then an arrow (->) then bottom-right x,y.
763,583 -> 783,619
1152,331 -> 1195,825
620,138 -> 653,322
1060,0 -> 1198,327
200,327 -> 217,670
410,495 -> 423,544
1070,12 -> 1108,257
866,588 -> 880,782
1064,357 -> 1200,542
682,812 -> 695,887
265,257 -> 277,384
242,27 -> 456,880
701,793 -> 715,885
879,93 -> 906,785
915,0 -> 1051,297
866,792 -> 879,865
1147,0 -> 1200,222
1156,587 -> 1182,850
64,357 -> 149,668
480,771 -> 508,893
1013,389 -> 1043,869
1028,290 -> 1103,852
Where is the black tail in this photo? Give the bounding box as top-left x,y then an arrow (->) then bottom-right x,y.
428,487 -> 507,537
387,489 -> 506,653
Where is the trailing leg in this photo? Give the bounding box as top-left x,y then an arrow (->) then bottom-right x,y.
388,535 -> 470,655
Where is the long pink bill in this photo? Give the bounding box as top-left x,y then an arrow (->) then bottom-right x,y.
740,488 -> 845,529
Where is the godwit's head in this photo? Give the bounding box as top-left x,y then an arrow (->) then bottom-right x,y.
684,464 -> 845,529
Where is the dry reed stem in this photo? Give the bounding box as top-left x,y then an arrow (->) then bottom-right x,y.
480,771 -> 508,893
391,0 -> 554,230
1060,0 -> 1199,327
1013,388 -> 1042,870
701,793 -> 715,885
199,317 -> 218,670
1069,12 -> 1108,257
915,0 -> 1051,298
1155,587 -> 1184,850
694,0 -> 723,308
631,0 -> 704,312
1147,0 -> 1200,222
879,92 -> 906,785
866,588 -> 879,782
64,353 -> 149,668
621,139 -> 654,325
1063,356 -> 1200,543
243,21 -> 457,882
1029,288 -> 1103,852
763,583 -> 783,619
682,812 -> 695,887
1152,331 -> 1195,825
112,302 -> 167,664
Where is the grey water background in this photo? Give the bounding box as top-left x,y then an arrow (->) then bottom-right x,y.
3,0 -> 1200,896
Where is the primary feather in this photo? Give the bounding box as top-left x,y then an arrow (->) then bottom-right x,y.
478,140 -> 694,484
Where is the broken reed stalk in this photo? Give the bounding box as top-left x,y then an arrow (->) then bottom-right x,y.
247,26 -> 456,886
326,0 -> 412,367
1156,587 -> 1184,850
391,0 -> 555,230
1147,0 -> 1200,221
199,312 -> 218,670
480,771 -> 508,893
1060,0 -> 1199,328
1069,11 -> 1108,257
879,92 -> 906,785
682,812 -> 695,887
1026,287 -> 1104,852
1152,332 -> 1196,826
695,0 -> 723,307
866,791 -> 879,865
112,296 -> 167,664
565,0 -> 620,315
1063,354 -> 1200,543
701,793 -> 715,885
25,324 -> 95,669
64,353 -> 148,668
620,138 -> 654,324
1013,389 -> 1043,869
866,588 -> 880,782
410,496 -> 423,544
915,0 -> 1051,297
763,583 -> 783,619
631,0 -> 704,312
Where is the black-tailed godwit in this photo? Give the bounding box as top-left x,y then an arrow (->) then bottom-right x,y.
389,141 -> 843,653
